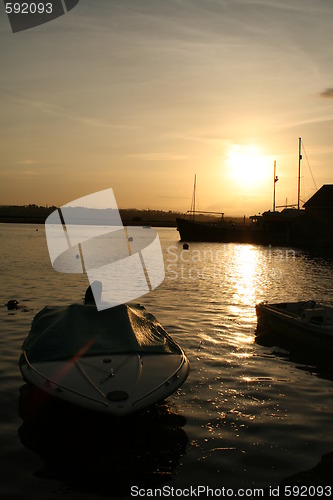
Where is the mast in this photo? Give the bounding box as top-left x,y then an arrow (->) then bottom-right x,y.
297,137 -> 302,210
192,174 -> 196,221
273,160 -> 278,212
189,175 -> 197,221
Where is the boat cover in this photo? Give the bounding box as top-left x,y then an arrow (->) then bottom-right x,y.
22,304 -> 180,362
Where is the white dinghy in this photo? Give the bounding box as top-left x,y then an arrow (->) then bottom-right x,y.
20,303 -> 189,416
256,300 -> 333,352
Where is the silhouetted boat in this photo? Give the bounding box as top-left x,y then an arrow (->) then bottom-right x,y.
19,303 -> 190,416
256,300 -> 333,352
176,210 -> 303,245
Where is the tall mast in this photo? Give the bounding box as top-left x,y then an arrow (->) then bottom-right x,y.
298,137 -> 302,210
193,174 -> 196,221
273,160 -> 278,212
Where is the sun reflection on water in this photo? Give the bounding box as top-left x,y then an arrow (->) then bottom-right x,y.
230,245 -> 260,307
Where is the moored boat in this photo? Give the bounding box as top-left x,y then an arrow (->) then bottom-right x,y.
19,303 -> 189,416
255,300 -> 333,352
176,213 -> 297,245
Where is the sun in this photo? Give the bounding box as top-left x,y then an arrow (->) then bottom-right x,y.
226,144 -> 272,189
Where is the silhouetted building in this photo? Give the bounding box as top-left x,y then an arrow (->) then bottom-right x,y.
303,185 -> 333,220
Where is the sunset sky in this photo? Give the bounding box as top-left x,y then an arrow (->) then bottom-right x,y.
1,0 -> 333,215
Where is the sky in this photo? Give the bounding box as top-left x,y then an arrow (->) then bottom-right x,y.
1,0 -> 333,215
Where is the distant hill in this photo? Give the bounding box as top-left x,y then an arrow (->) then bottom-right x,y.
0,205 -> 247,226
0,204 -> 57,223
0,205 -> 183,226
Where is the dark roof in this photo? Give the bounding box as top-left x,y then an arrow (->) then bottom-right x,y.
303,185 -> 333,209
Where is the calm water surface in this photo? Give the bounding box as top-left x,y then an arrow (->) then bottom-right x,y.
1,224 -> 333,498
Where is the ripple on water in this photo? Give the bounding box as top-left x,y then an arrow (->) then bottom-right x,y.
1,226 -> 333,496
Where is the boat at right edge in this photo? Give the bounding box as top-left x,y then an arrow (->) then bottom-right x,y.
255,300 -> 333,353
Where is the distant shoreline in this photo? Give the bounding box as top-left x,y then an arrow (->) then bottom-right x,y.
0,216 -> 178,227
0,205 -> 243,227
0,216 -> 47,224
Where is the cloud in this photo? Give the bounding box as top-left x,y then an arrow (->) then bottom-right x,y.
275,114 -> 333,130
164,133 -> 232,146
16,159 -> 60,166
128,153 -> 192,161
18,159 -> 37,165
3,92 -> 138,130
320,88 -> 333,98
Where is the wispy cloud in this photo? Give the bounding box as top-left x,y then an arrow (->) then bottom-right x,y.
164,132 -> 232,146
3,92 -> 138,130
236,0 -> 328,14
16,159 -> 60,166
128,153 -> 192,161
275,114 -> 333,130
157,195 -> 189,200
17,159 -> 37,165
320,88 -> 333,98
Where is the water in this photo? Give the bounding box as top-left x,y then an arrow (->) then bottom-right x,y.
1,224 -> 333,498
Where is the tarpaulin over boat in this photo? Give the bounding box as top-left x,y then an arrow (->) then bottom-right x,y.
23,303 -> 180,362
